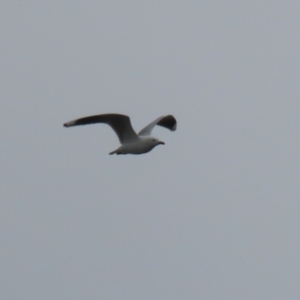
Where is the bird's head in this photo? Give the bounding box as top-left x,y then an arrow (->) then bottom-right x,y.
149,137 -> 165,147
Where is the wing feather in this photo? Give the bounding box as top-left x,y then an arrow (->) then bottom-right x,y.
138,115 -> 177,136
64,114 -> 138,144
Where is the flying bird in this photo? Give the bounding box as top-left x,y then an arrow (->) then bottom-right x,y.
63,113 -> 177,155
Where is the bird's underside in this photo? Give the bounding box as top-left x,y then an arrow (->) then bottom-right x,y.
63,113 -> 177,155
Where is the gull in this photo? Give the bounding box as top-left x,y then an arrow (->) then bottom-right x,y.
63,113 -> 177,155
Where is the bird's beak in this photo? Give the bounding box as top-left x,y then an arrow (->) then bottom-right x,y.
158,141 -> 165,145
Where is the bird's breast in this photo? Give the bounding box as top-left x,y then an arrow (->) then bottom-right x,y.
121,140 -> 155,154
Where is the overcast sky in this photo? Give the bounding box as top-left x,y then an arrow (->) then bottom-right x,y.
1,2 -> 300,299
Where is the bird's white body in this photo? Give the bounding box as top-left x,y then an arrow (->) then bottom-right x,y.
64,113 -> 176,155
109,136 -> 164,155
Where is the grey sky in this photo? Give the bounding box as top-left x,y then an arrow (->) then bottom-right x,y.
1,2 -> 300,299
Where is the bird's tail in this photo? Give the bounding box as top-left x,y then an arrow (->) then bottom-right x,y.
109,148 -> 121,155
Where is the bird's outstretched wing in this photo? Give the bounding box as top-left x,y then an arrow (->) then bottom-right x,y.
64,114 -> 138,144
138,115 -> 177,136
